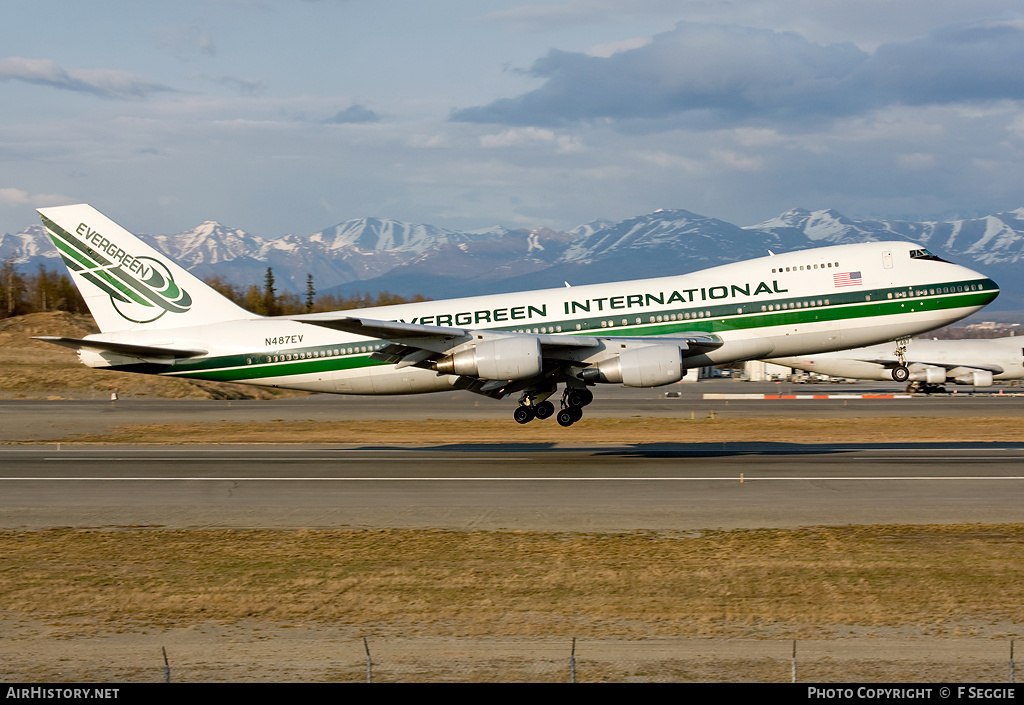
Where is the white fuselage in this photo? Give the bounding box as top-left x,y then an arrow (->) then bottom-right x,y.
769,336 -> 1024,385
79,240 -> 998,395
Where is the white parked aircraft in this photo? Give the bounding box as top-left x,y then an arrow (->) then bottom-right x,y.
35,204 -> 999,425
767,336 -> 1023,392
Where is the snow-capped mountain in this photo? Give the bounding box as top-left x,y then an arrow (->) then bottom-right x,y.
4,207 -> 1023,309
141,221 -> 264,265
0,224 -> 61,266
311,217 -> 503,253
751,208 -> 1024,265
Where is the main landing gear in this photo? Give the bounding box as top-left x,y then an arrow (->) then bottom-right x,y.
513,400 -> 553,424
514,387 -> 594,426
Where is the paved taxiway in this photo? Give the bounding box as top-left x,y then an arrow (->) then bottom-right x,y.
2,380 -> 1024,442
2,381 -> 1023,531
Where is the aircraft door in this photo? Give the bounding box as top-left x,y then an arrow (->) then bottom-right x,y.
882,251 -> 893,269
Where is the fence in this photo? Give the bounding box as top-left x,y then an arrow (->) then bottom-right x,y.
2,637 -> 1017,683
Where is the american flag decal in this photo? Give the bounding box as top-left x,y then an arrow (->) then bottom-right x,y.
833,271 -> 863,287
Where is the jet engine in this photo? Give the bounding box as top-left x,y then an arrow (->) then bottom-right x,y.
953,370 -> 993,386
908,365 -> 947,385
583,343 -> 684,387
435,337 -> 542,380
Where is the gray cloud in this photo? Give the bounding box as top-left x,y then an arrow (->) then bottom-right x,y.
0,57 -> 175,100
451,20 -> 1024,129
325,104 -> 382,124
205,74 -> 267,96
862,21 -> 1024,106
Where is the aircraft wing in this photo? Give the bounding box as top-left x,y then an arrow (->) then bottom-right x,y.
861,357 -> 1005,375
282,312 -> 721,355
281,312 -> 601,351
34,336 -> 208,359
279,313 -> 722,394
911,360 -> 1004,374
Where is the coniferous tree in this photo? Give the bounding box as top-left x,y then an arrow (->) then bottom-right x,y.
305,274 -> 315,313
262,267 -> 279,316
1,258 -> 26,317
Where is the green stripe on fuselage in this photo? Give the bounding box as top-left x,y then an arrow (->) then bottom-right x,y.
137,279 -> 995,384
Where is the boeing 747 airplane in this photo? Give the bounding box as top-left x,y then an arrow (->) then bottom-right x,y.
35,204 -> 999,426
768,336 -> 1023,392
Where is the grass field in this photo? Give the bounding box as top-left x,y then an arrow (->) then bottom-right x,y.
4,524 -> 1022,639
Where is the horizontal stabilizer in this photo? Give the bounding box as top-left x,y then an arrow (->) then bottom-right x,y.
34,336 -> 207,359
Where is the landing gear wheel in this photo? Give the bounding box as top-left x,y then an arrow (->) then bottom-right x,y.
556,408 -> 578,427
892,365 -> 910,383
564,388 -> 594,408
513,406 -> 536,424
534,400 -> 555,419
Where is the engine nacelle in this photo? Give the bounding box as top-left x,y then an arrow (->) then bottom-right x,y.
590,343 -> 684,387
953,370 -> 993,387
909,365 -> 947,385
435,337 -> 542,380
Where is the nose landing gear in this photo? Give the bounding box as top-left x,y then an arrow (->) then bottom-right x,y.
891,337 -> 910,382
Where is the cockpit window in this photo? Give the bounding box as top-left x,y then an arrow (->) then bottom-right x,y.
909,248 -> 949,263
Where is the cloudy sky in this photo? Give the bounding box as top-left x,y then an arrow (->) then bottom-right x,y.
4,0 -> 1024,238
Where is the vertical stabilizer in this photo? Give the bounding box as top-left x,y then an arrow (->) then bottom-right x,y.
38,204 -> 251,332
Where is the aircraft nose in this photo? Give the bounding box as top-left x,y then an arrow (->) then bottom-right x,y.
962,263 -> 999,302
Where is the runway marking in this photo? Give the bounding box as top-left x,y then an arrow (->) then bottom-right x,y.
3,476 -> 1024,482
703,393 -> 916,400
32,456 -> 540,463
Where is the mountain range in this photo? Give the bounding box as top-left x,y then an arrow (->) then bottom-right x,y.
4,207 -> 1024,311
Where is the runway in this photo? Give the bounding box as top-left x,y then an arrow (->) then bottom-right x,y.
3,442 -> 1023,531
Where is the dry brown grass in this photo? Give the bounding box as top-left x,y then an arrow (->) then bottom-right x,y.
58,416 -> 1024,444
3,524 -> 1022,639
0,312 -> 297,400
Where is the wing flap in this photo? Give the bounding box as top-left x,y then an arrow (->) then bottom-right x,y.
602,334 -> 723,357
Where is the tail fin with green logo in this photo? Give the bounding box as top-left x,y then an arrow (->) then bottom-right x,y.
38,204 -> 251,333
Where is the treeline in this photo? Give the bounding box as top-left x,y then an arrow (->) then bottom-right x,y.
204,268 -> 429,315
1,260 -> 88,318
0,259 -> 427,320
